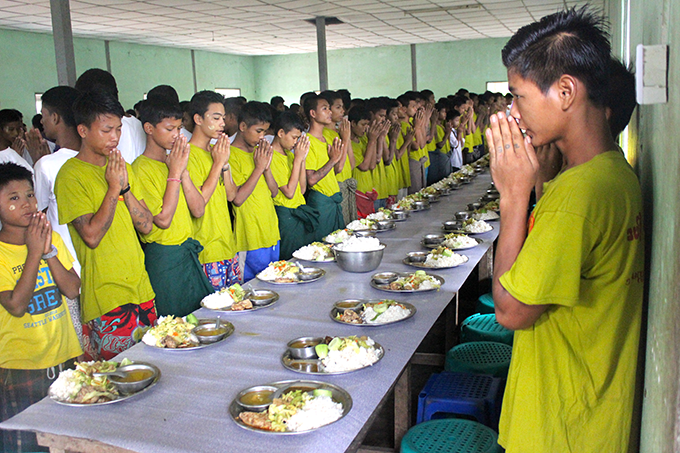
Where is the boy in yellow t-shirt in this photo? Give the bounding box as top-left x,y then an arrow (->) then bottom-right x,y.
186,91 -> 240,290
133,98 -> 212,317
270,111 -> 317,259
0,162 -> 82,453
55,91 -> 156,361
349,106 -> 378,218
229,101 -> 280,281
304,94 -> 344,241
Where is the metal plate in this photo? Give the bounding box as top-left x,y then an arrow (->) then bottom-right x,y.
256,269 -> 326,285
422,237 -> 483,250
462,224 -> 494,235
230,380 -> 353,434
143,319 -> 235,349
330,300 -> 416,327
281,341 -> 384,375
50,362 -> 161,406
201,292 -> 279,312
402,254 -> 469,269
291,251 -> 335,263
370,272 -> 445,293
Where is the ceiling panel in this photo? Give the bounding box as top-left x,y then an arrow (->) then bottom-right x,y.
0,0 -> 605,55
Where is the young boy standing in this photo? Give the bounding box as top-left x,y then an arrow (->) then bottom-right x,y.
133,98 -> 213,316
0,163 -> 81,452
0,109 -> 33,173
304,94 -> 344,240
269,111 -> 316,260
55,91 -> 156,360
488,9 -> 644,452
186,91 -> 240,289
349,107 -> 378,218
229,101 -> 280,281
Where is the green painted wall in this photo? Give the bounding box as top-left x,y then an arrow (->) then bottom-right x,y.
416,38 -> 509,97
194,50 -> 256,101
253,52 -> 319,106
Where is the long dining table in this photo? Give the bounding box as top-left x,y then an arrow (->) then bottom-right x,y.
1,170 -> 499,453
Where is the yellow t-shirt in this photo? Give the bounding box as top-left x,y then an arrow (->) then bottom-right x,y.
383,137 -> 399,196
0,232 -> 82,369
132,155 -> 193,246
323,128 -> 352,182
55,158 -> 155,323
351,139 -> 375,194
306,134 -> 340,197
436,124 -> 450,154
187,144 -> 237,264
498,151 -> 644,453
229,146 -> 280,251
271,150 -> 306,209
397,125 -> 411,189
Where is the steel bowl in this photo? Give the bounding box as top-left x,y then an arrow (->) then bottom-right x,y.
413,200 -> 430,210
406,252 -> 428,263
354,230 -> 376,238
108,363 -> 158,395
425,194 -> 440,203
333,244 -> 386,273
249,289 -> 278,306
454,211 -> 470,221
423,234 -> 445,245
237,385 -> 277,411
467,202 -> 483,211
460,176 -> 472,184
442,221 -> 462,231
192,322 -> 231,344
372,271 -> 398,284
333,299 -> 364,314
392,210 -> 410,221
298,267 -> 324,281
287,336 -> 322,360
449,180 -> 462,190
375,219 -> 395,230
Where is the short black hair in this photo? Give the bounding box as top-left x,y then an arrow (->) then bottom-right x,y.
139,98 -> 183,127
336,89 -> 352,112
270,96 -> 285,107
32,114 -> 43,131
72,90 -> 124,128
502,7 -> 611,107
189,90 -> 224,119
224,96 -> 246,117
365,97 -> 389,115
446,109 -> 462,121
75,68 -> 119,100
420,89 -> 434,100
607,58 -> 636,138
147,85 -> 180,104
396,93 -> 416,109
272,111 -> 304,135
41,86 -> 80,129
348,106 -> 370,123
238,101 -> 272,128
0,162 -> 33,192
302,94 -> 322,121
0,109 -> 23,128
319,90 -> 341,105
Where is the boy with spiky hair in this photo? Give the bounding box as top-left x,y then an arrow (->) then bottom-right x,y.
229,101 -> 280,280
55,90 -> 156,360
487,8 -> 644,452
303,94 -> 344,240
186,90 -> 240,289
133,98 -> 213,316
0,162 -> 81,452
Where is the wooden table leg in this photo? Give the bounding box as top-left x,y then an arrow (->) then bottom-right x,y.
394,363 -> 411,449
36,432 -> 136,453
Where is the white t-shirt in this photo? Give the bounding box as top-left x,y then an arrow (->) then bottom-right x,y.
33,148 -> 81,275
0,147 -> 34,173
449,130 -> 464,169
118,116 -> 146,164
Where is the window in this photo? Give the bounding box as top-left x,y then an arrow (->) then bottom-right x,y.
35,93 -> 43,114
486,82 -> 509,94
215,88 -> 241,98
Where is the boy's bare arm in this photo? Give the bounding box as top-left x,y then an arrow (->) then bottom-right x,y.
181,168 -> 205,218
42,221 -> 80,300
154,136 -> 189,229
306,138 -> 343,187
279,135 -> 309,198
232,138 -> 270,207
198,134 -> 230,203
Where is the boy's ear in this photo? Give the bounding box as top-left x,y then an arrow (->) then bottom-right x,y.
239,121 -> 247,133
557,74 -> 577,111
143,122 -> 154,135
193,113 -> 203,126
76,124 -> 88,139
277,128 -> 285,139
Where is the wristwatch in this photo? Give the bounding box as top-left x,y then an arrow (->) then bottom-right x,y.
42,244 -> 58,260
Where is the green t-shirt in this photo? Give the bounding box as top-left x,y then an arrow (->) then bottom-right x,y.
186,143 -> 237,264
271,149 -> 306,209
351,139 -> 375,194
55,157 -> 155,322
132,155 -> 193,246
229,145 -> 280,251
306,133 -> 340,197
323,128 -> 352,182
498,151 -> 644,453
0,231 -> 82,369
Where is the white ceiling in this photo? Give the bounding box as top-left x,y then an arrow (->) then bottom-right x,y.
0,0 -> 601,56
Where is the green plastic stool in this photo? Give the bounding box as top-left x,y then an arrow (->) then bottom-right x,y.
445,341 -> 512,378
401,418 -> 502,453
461,313 -> 514,346
476,292 -> 495,314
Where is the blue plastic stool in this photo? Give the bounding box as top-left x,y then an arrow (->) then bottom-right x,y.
461,313 -> 514,346
401,419 -> 503,453
476,292 -> 495,314
445,341 -> 512,378
416,371 -> 505,429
